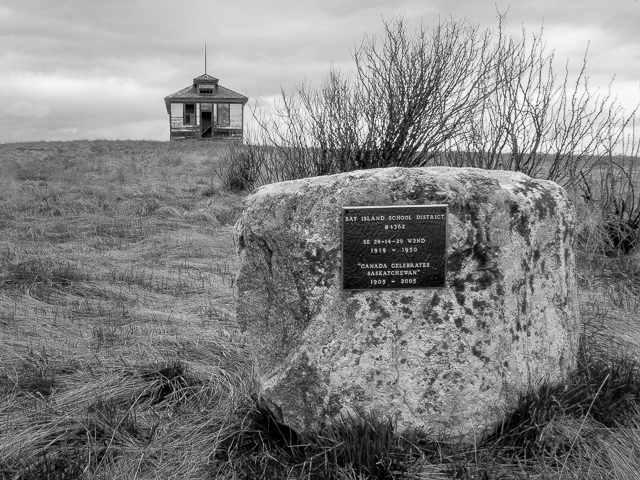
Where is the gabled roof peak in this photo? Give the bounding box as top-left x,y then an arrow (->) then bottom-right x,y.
193,73 -> 219,85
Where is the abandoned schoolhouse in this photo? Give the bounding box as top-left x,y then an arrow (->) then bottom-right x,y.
164,73 -> 248,140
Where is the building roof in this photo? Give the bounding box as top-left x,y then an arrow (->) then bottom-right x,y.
193,73 -> 219,84
164,73 -> 248,113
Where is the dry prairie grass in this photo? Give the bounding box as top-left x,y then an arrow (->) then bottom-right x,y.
0,140 -> 639,479
0,140 -> 254,478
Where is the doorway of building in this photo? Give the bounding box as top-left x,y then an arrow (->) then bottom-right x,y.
201,112 -> 212,138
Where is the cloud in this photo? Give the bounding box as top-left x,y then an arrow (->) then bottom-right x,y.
5,100 -> 50,118
1,0 -> 639,143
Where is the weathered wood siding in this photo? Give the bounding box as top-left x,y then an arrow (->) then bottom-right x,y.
230,104 -> 242,129
169,101 -> 244,140
170,103 -> 183,128
170,102 -> 200,139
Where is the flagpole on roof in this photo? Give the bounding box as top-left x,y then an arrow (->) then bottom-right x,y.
205,42 -> 207,74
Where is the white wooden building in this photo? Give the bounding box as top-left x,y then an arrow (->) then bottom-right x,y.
164,73 -> 248,140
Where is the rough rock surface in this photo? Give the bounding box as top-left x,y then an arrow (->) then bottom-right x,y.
234,167 -> 580,440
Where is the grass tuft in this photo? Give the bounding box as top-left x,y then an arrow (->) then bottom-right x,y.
310,411 -> 419,479
2,448 -> 89,480
139,359 -> 201,406
0,256 -> 91,301
217,402 -> 429,479
487,350 -> 640,459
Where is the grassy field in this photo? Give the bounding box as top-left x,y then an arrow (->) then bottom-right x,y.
1,140 -> 640,479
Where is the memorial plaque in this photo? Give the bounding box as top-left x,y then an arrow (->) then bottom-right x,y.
342,205 -> 447,290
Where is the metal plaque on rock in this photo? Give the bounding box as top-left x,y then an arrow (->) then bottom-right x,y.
342,205 -> 448,290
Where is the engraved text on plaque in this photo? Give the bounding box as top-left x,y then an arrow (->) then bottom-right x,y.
342,205 -> 447,290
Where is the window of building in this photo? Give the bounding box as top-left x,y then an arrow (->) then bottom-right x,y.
217,103 -> 230,127
198,84 -> 216,95
184,104 -> 195,125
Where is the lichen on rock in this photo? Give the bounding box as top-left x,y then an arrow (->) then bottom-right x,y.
234,166 -> 580,441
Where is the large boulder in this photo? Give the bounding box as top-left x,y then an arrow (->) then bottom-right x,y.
234,167 -> 580,440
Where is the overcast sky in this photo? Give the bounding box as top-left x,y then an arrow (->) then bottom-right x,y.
1,0 -> 639,144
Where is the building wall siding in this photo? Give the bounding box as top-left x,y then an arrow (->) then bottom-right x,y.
168,100 -> 244,140
170,103 -> 184,128
230,104 -> 242,129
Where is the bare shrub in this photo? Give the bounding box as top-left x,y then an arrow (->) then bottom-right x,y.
250,16 -> 499,179
247,14 -> 638,193
444,23 -> 637,188
581,120 -> 640,255
215,142 -> 265,191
